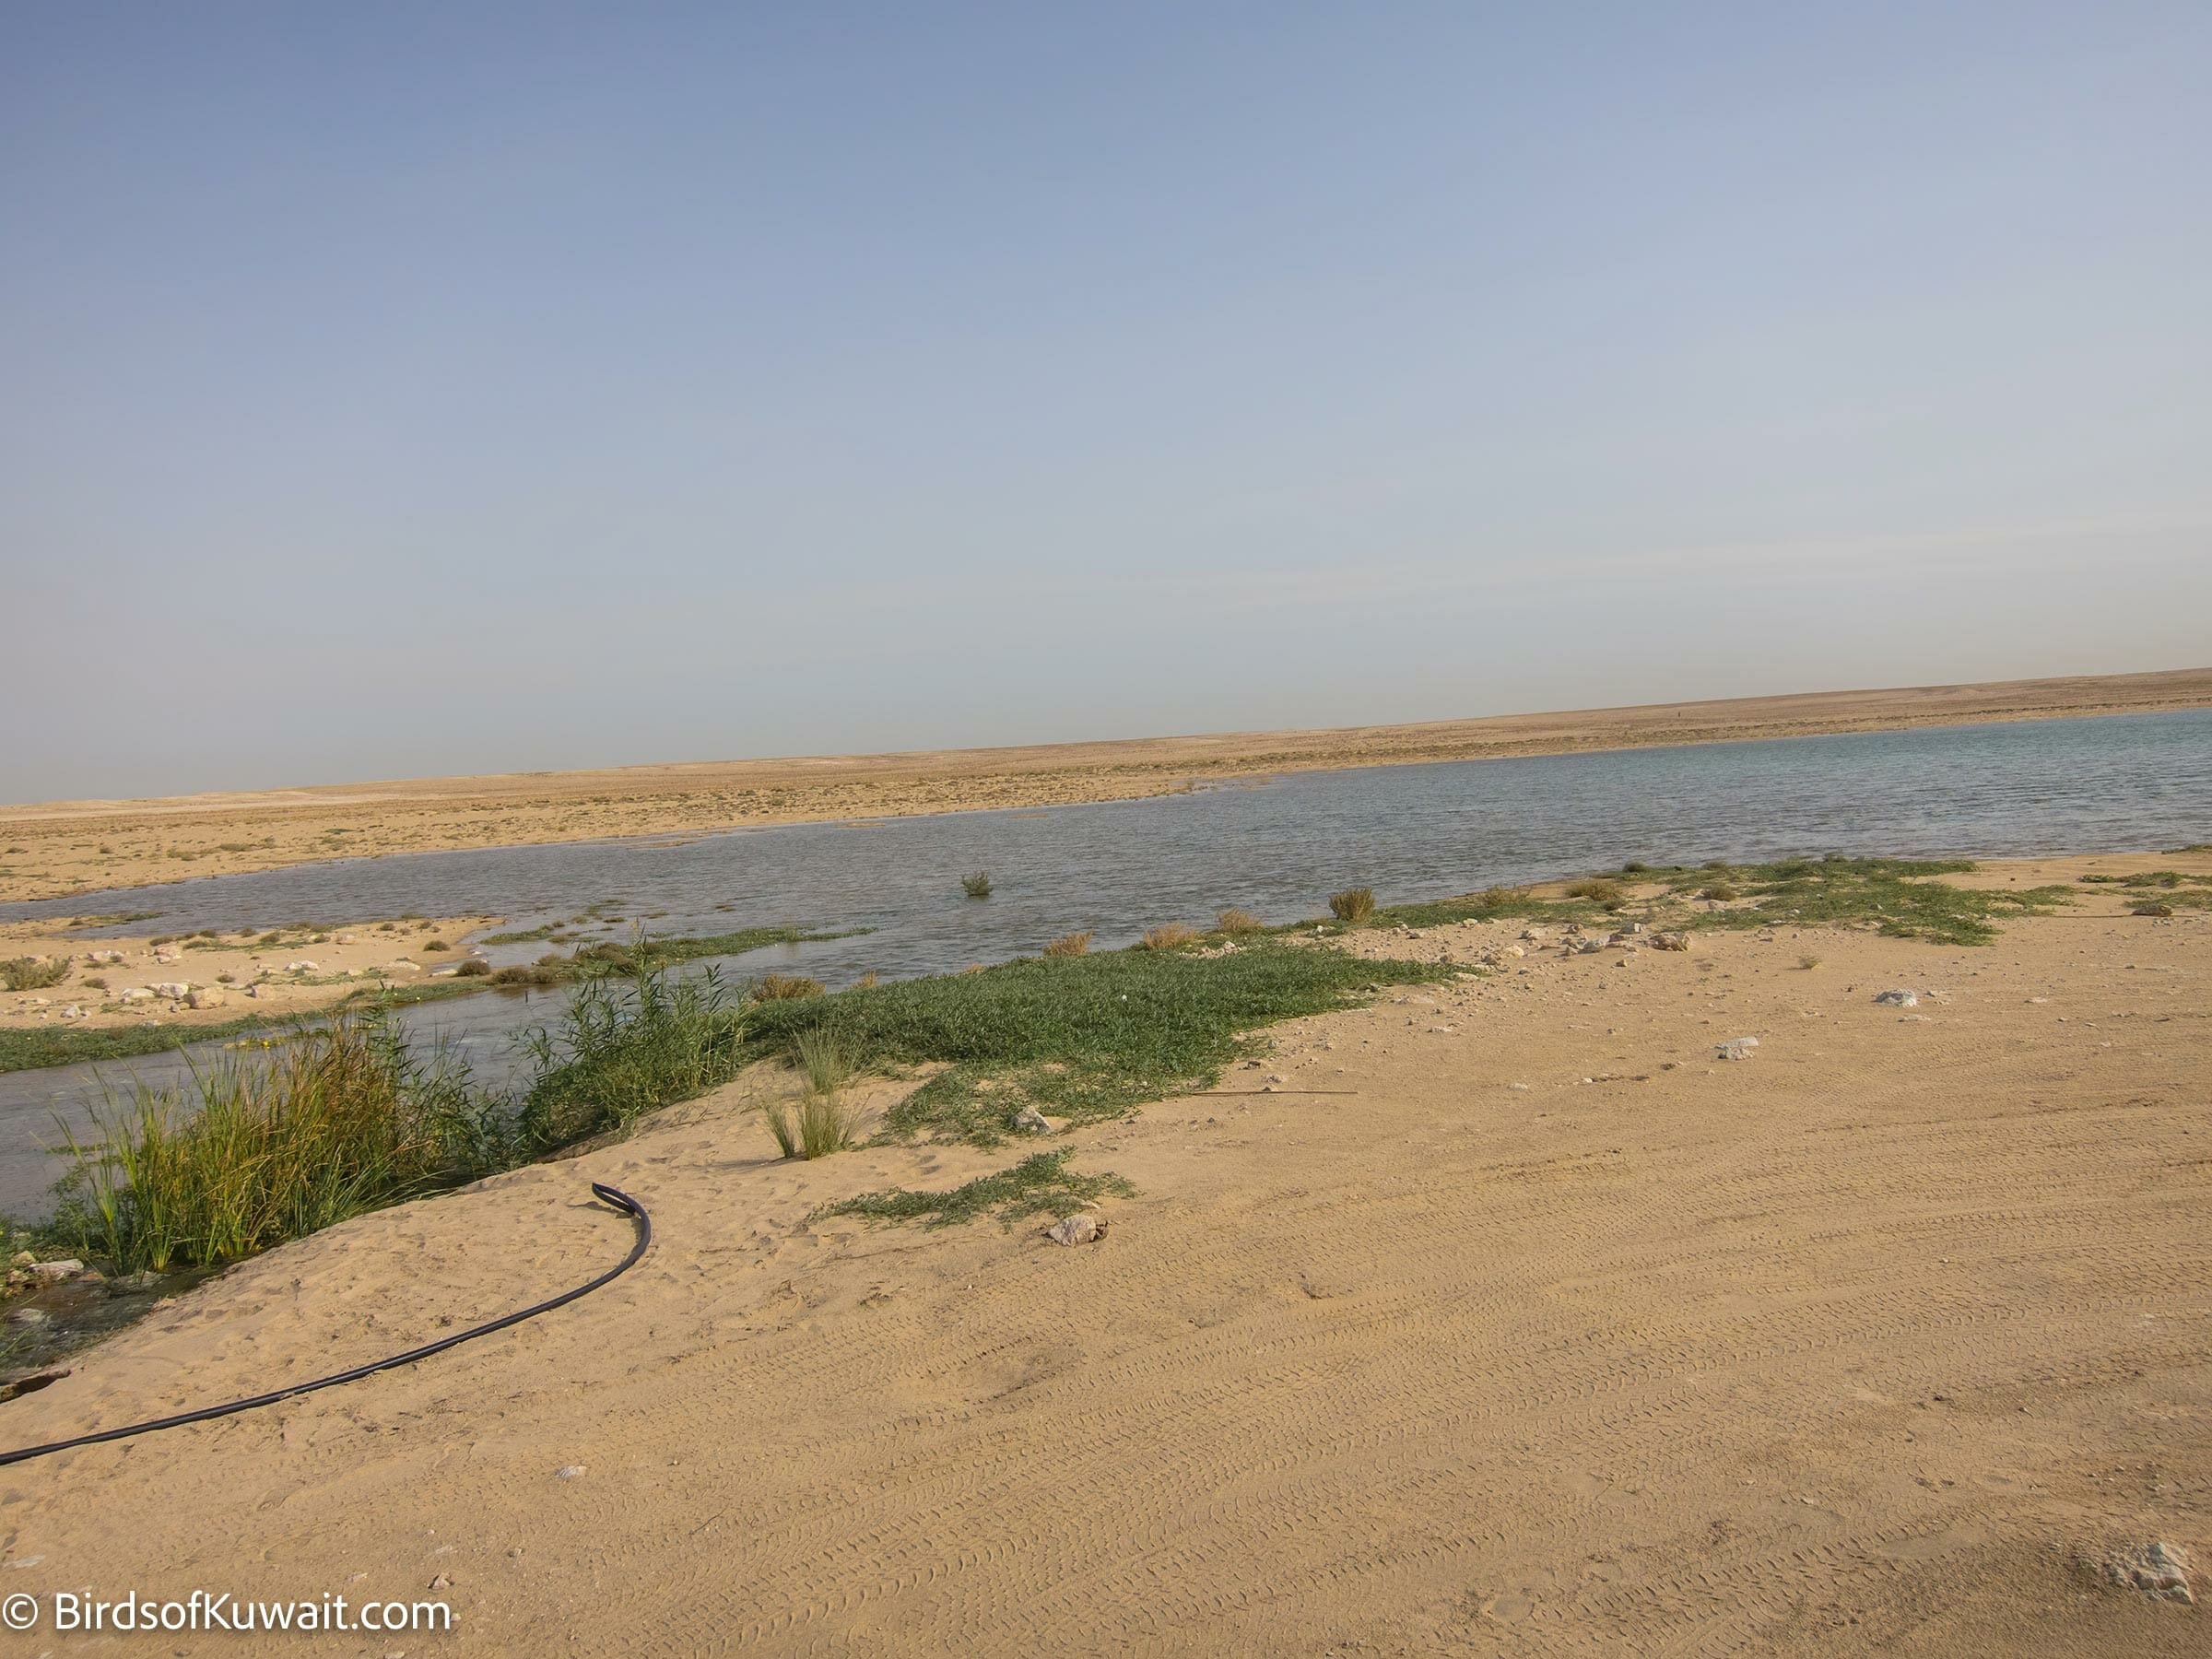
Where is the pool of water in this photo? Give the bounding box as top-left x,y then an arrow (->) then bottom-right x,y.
2,707 -> 2206,1215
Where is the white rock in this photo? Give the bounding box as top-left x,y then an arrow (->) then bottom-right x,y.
1012,1105 -> 1051,1135
119,986 -> 155,1002
1651,931 -> 1692,952
151,982 -> 191,999
1874,989 -> 1919,1007
27,1259 -> 83,1282
186,986 -> 227,1008
1715,1037 -> 1759,1061
1045,1214 -> 1101,1246
335,934 -> 357,945
285,960 -> 319,972
554,1465 -> 587,1480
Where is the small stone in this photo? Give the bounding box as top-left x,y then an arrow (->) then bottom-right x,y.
7,1307 -> 48,1326
1011,1105 -> 1051,1135
1715,1037 -> 1759,1061
1520,927 -> 1547,943
336,934 -> 357,944
186,985 -> 227,1008
285,960 -> 319,972
555,1465 -> 586,1480
1874,989 -> 1919,1007
429,1573 -> 453,1591
2100,1539 -> 2193,1603
1045,1214 -> 1103,1246
27,1259 -> 84,1282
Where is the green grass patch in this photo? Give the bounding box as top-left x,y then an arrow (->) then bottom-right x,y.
1655,856 -> 2073,945
1,958 -> 71,992
743,936 -> 1449,1147
0,1016 -> 285,1074
815,1149 -> 1135,1230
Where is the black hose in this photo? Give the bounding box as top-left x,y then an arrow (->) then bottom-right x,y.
0,1182 -> 651,1469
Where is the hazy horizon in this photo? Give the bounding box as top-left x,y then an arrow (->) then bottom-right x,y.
6,4 -> 2209,802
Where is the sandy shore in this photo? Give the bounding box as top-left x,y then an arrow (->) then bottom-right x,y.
1,915 -> 501,1034
0,853 -> 2205,1653
3,667 -> 2206,903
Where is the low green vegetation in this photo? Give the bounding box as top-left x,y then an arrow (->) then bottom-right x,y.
2078,870 -> 2212,909
1647,856 -> 2074,945
816,1149 -> 1134,1230
742,935 -> 1449,1147
1,1016 -> 282,1075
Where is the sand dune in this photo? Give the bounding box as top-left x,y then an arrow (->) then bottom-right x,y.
0,854 -> 2205,1653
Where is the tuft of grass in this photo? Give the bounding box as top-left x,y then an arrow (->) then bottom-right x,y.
1214,908 -> 1265,935
795,1027 -> 857,1095
815,1149 -> 1133,1230
754,972 -> 825,1001
519,960 -> 747,1149
49,1007 -> 501,1275
1621,861 -> 1651,874
1328,887 -> 1376,924
1797,954 -> 1823,971
1042,931 -> 1093,958
82,976 -> 108,991
742,935 -> 1447,1147
454,958 -> 491,977
2,958 -> 70,992
1700,883 -> 1742,901
961,872 -> 993,900
1563,878 -> 1626,908
1141,922 -> 1200,950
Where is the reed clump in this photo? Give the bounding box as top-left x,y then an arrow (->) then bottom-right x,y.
520,961 -> 747,1149
1042,931 -> 1092,958
1328,888 -> 1376,924
961,872 -> 993,900
51,1007 -> 499,1275
1214,908 -> 1265,936
1140,922 -> 1199,950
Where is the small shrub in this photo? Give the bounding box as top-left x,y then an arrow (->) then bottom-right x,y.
1214,908 -> 1265,935
853,971 -> 880,989
2135,901 -> 2175,917
961,872 -> 993,900
83,976 -> 109,992
422,939 -> 450,952
1140,922 -> 1199,950
214,973 -> 234,985
754,973 -> 825,1001
1042,931 -> 1093,958
1700,884 -> 1741,902
1621,862 -> 1650,874
1,958 -> 68,993
1328,888 -> 1376,924
454,958 -> 491,977
1563,878 -> 1624,904
492,963 -> 566,987
1797,954 -> 1822,971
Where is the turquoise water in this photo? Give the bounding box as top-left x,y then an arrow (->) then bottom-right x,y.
2,707 -> 2205,1213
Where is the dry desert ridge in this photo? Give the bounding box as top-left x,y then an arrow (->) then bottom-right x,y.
0,850 -> 2206,1656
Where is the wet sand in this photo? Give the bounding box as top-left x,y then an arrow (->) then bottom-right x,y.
5,667 -> 2207,903
1,853 -> 2206,1654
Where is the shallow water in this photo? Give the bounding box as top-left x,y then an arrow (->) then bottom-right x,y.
2,707 -> 2206,1215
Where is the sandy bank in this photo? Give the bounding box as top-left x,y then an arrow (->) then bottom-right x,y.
0,853 -> 2206,1653
3,666 -> 2206,902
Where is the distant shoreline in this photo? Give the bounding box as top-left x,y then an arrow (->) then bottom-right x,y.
4,666 -> 2207,902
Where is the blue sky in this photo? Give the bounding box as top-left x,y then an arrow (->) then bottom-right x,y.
4,3 -> 2207,801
